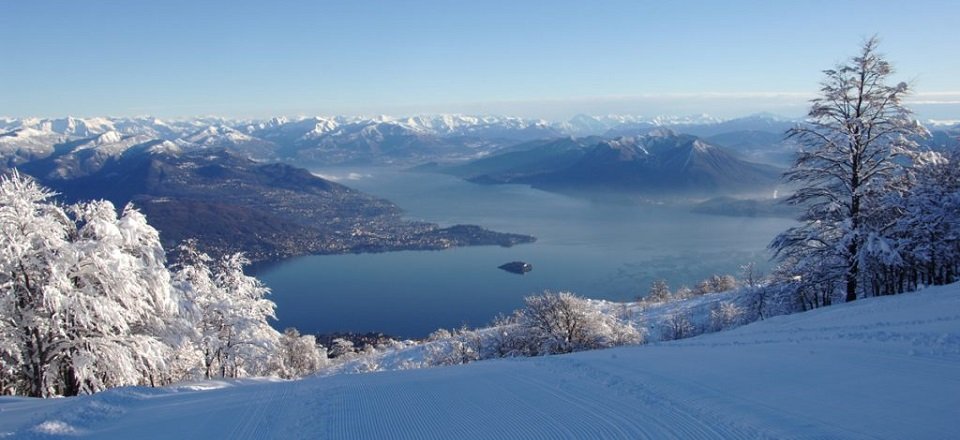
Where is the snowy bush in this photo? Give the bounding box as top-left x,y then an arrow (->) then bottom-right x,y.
710,302 -> 744,331
276,328 -> 327,379
425,326 -> 482,366
487,314 -> 530,358
329,338 -> 356,359
515,291 -> 643,355
645,279 -> 671,303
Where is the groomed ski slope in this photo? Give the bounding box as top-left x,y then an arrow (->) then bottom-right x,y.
2,284 -> 959,439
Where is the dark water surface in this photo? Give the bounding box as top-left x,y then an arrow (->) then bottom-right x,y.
254,168 -> 793,338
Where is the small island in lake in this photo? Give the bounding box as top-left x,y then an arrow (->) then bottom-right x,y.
499,261 -> 533,274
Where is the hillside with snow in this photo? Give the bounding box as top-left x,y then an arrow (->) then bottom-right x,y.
2,283 -> 957,439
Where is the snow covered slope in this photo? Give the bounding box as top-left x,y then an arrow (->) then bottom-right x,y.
2,284 -> 958,439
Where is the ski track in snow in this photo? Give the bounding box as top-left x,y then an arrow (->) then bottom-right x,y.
1,285 -> 959,439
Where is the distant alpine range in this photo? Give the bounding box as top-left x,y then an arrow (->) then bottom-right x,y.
1,113 -> 956,259
0,113 -> 798,169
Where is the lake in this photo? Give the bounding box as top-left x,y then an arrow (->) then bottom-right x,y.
254,168 -> 795,339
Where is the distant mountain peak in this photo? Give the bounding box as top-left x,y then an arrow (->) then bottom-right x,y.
93,130 -> 123,146
691,139 -> 712,153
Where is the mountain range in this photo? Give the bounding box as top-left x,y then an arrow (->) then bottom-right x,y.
440,130 -> 783,197
1,113 -> 956,256
0,113 -> 808,168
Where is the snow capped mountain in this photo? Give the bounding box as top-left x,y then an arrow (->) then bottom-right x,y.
184,125 -> 256,146
91,130 -> 123,147
0,116 -> 119,138
0,112 -> 809,168
0,117 -> 21,132
147,140 -> 184,155
22,131 -> 162,180
252,116 -> 341,143
0,127 -> 67,166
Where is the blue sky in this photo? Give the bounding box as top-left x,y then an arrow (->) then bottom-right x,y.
1,0 -> 958,120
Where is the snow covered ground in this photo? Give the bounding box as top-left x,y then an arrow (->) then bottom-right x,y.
2,283 -> 958,439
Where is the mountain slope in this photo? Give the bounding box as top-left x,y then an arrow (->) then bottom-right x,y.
29,147 -> 533,261
467,132 -> 783,196
1,283 -> 957,439
441,136 -> 601,182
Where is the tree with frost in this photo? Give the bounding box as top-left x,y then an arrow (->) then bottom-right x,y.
710,302 -> 744,331
211,252 -> 280,378
329,338 -> 355,359
645,279 -> 671,303
771,37 -> 927,303
892,151 -> 960,288
661,311 -> 695,341
517,291 -> 642,355
276,328 -> 326,379
55,201 -> 181,394
487,313 -> 528,358
425,326 -> 482,366
673,285 -> 693,300
739,263 -> 762,289
693,280 -> 713,295
171,243 -> 279,379
708,275 -> 737,293
0,172 -> 182,396
0,171 -> 70,396
171,240 -> 220,379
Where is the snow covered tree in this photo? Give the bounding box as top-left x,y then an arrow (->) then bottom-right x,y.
661,311 -> 695,341
0,172 -> 183,396
693,280 -> 713,295
425,326 -> 482,366
55,201 -> 181,394
487,313 -> 529,358
893,151 -> 960,288
276,328 -> 326,379
708,275 -> 737,293
771,37 -> 927,302
212,253 -> 279,377
0,171 -> 72,396
710,302 -> 744,331
673,286 -> 693,300
739,262 -> 762,289
517,291 -> 642,355
645,279 -> 671,302
329,338 -> 356,359
172,244 -> 279,379
171,240 -> 220,379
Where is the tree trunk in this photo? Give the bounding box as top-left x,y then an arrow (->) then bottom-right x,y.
61,364 -> 80,397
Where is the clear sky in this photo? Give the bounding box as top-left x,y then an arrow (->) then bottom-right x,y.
1,0 -> 958,120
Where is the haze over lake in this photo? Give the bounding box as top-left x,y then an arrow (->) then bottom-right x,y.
255,169 -> 794,338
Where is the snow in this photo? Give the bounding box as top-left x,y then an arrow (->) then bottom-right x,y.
1,283 -> 958,439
